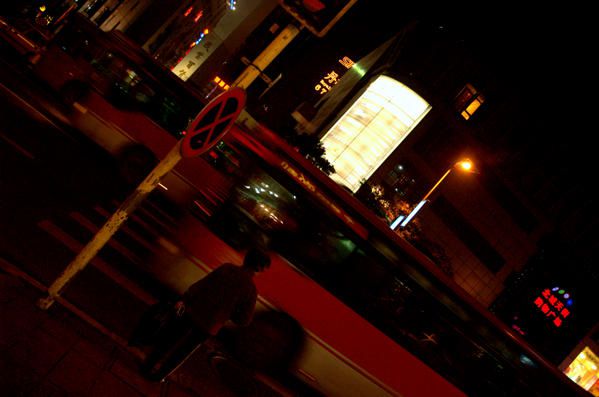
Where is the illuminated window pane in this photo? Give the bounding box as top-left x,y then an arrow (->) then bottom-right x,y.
465,98 -> 482,115
564,347 -> 599,394
456,83 -> 485,120
321,75 -> 431,192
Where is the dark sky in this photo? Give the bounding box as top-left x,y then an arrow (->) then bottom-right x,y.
332,6 -> 591,103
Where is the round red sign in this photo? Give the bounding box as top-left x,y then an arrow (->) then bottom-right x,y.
180,87 -> 246,158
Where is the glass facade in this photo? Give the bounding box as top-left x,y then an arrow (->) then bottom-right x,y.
321,75 -> 431,192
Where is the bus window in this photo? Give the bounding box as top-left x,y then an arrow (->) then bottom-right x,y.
55,23 -> 98,61
209,155 -> 365,284
147,92 -> 190,135
88,52 -> 190,134
39,14 -> 197,137
204,141 -> 245,176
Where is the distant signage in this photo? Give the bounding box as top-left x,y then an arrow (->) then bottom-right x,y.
314,56 -> 354,95
172,31 -> 223,81
533,286 -> 573,328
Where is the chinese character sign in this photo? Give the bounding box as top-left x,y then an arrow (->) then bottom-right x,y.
533,287 -> 573,328
172,31 -> 223,81
314,56 -> 354,95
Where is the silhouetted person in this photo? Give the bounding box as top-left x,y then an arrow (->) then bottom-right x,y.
141,247 -> 271,381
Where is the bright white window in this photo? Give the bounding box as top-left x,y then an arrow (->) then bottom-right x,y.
321,75 -> 431,192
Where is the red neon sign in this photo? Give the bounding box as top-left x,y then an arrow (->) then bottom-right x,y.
533,287 -> 572,328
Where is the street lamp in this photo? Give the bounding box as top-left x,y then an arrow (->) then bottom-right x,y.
390,159 -> 475,230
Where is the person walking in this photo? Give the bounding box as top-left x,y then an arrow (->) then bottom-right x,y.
140,247 -> 271,381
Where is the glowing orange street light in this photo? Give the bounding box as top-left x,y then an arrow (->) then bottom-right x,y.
391,159 -> 476,229
421,159 -> 474,202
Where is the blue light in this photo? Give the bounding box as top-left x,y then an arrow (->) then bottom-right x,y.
519,354 -> 536,367
567,299 -> 573,306
400,200 -> 427,228
390,215 -> 405,230
194,32 -> 205,45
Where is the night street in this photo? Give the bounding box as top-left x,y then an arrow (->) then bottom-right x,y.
0,54 -> 277,396
1,2 -> 597,397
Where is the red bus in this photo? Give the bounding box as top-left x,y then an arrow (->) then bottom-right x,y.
198,125 -> 586,397
30,14 -> 587,397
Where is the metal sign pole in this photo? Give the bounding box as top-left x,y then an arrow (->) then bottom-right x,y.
37,87 -> 245,310
37,141 -> 183,310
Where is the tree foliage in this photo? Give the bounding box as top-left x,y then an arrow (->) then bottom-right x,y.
273,122 -> 333,175
288,132 -> 335,175
355,181 -> 454,277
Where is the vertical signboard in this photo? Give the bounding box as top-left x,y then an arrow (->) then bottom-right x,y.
172,31 -> 223,81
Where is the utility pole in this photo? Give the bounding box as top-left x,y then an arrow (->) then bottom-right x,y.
232,23 -> 300,89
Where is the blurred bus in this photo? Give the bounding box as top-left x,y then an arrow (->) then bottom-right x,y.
29,13 -> 238,215
29,13 -> 587,397
198,125 -> 586,397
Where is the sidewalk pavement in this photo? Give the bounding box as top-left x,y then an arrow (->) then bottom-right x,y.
0,266 -> 284,397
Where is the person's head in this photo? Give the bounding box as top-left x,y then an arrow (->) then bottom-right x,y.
243,247 -> 271,273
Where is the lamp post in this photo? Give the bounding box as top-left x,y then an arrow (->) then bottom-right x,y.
390,159 -> 475,230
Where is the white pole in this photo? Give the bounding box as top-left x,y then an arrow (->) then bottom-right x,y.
37,141 -> 183,310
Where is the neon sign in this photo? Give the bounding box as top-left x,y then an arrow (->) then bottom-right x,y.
314,56 -> 355,95
533,286 -> 573,328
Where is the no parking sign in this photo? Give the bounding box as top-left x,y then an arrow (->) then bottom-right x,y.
181,87 -> 246,158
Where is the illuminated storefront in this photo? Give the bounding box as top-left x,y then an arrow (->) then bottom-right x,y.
564,347 -> 599,396
320,75 -> 431,192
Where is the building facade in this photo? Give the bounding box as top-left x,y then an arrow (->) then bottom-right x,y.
267,12 -> 596,369
286,20 -> 550,308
